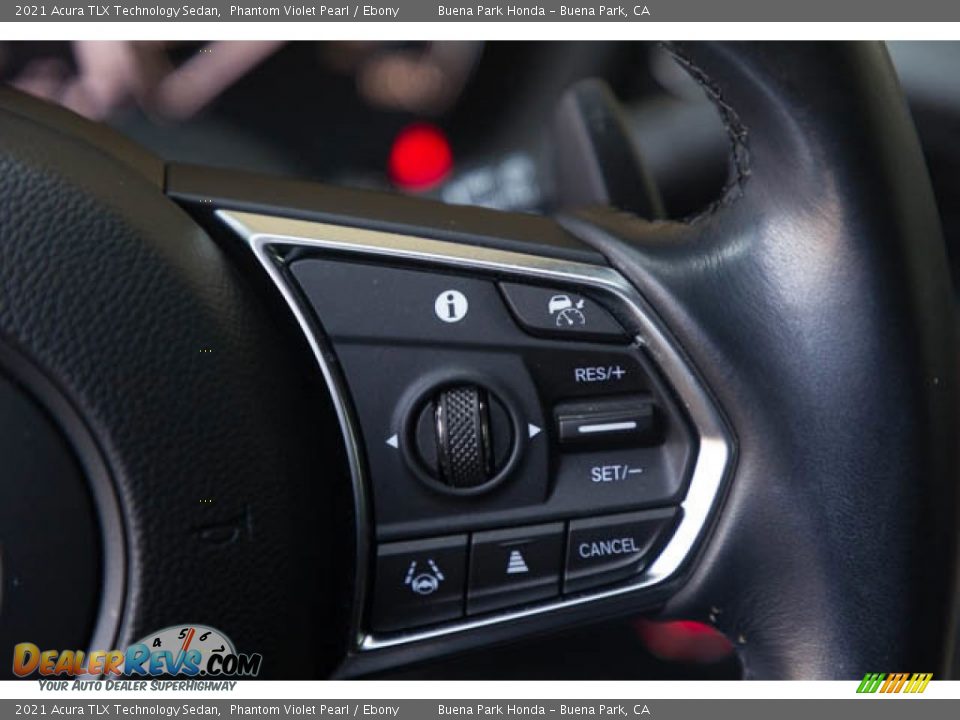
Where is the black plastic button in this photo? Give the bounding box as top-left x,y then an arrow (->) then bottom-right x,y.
555,396 -> 658,448
371,535 -> 467,632
564,509 -> 677,594
291,260 -> 525,345
551,446 -> 687,515
524,348 -> 650,402
499,283 -> 627,342
468,523 -> 564,615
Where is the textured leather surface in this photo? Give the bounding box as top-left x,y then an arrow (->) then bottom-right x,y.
0,372 -> 100,668
0,93 -> 346,677
564,42 -> 959,678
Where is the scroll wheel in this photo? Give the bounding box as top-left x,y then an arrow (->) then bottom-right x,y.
434,385 -> 493,488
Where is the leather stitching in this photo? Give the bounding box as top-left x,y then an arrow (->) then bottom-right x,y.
663,42 -> 751,220
659,49 -> 754,678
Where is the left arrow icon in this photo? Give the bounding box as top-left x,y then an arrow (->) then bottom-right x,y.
386,434 -> 399,449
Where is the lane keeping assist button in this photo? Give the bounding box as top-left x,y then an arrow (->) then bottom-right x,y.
564,509 -> 678,594
371,535 -> 468,632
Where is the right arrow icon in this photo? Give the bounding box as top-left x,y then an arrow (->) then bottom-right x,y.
528,423 -> 542,439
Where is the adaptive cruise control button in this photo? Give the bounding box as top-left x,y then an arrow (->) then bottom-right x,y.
371,535 -> 468,632
468,523 -> 564,615
499,282 -> 627,342
564,509 -> 677,594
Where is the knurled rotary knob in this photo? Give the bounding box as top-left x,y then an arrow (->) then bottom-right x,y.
414,384 -> 514,490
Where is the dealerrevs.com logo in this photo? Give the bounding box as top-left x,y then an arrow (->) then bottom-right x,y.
13,624 -> 262,678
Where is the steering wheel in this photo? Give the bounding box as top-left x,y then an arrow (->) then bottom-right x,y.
1,41 -> 956,680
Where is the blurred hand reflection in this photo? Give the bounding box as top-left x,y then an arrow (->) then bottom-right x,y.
3,41 -> 480,122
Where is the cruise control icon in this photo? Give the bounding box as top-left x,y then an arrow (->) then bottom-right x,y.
548,294 -> 587,327
404,558 -> 445,595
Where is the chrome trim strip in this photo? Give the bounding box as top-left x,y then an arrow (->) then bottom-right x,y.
218,214 -> 372,650
217,210 -> 732,653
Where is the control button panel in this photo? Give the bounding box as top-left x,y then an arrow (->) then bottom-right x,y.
565,509 -> 677,594
499,282 -> 627,342
224,208 -> 732,653
286,258 -> 698,636
468,523 -> 564,615
371,535 -> 468,633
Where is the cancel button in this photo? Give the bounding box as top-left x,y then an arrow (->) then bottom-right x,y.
564,509 -> 677,594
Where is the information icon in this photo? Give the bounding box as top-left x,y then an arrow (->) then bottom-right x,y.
434,289 -> 469,323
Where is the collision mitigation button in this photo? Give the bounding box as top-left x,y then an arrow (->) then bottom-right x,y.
564,509 -> 677,594
499,282 -> 627,342
371,535 -> 467,633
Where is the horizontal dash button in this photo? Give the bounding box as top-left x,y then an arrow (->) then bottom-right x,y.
555,396 -> 658,448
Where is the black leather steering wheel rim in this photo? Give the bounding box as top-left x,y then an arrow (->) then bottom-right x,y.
565,41 -> 959,678
0,87 -> 351,678
0,41 -> 955,680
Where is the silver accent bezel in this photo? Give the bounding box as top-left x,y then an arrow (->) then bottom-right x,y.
217,209 -> 733,653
